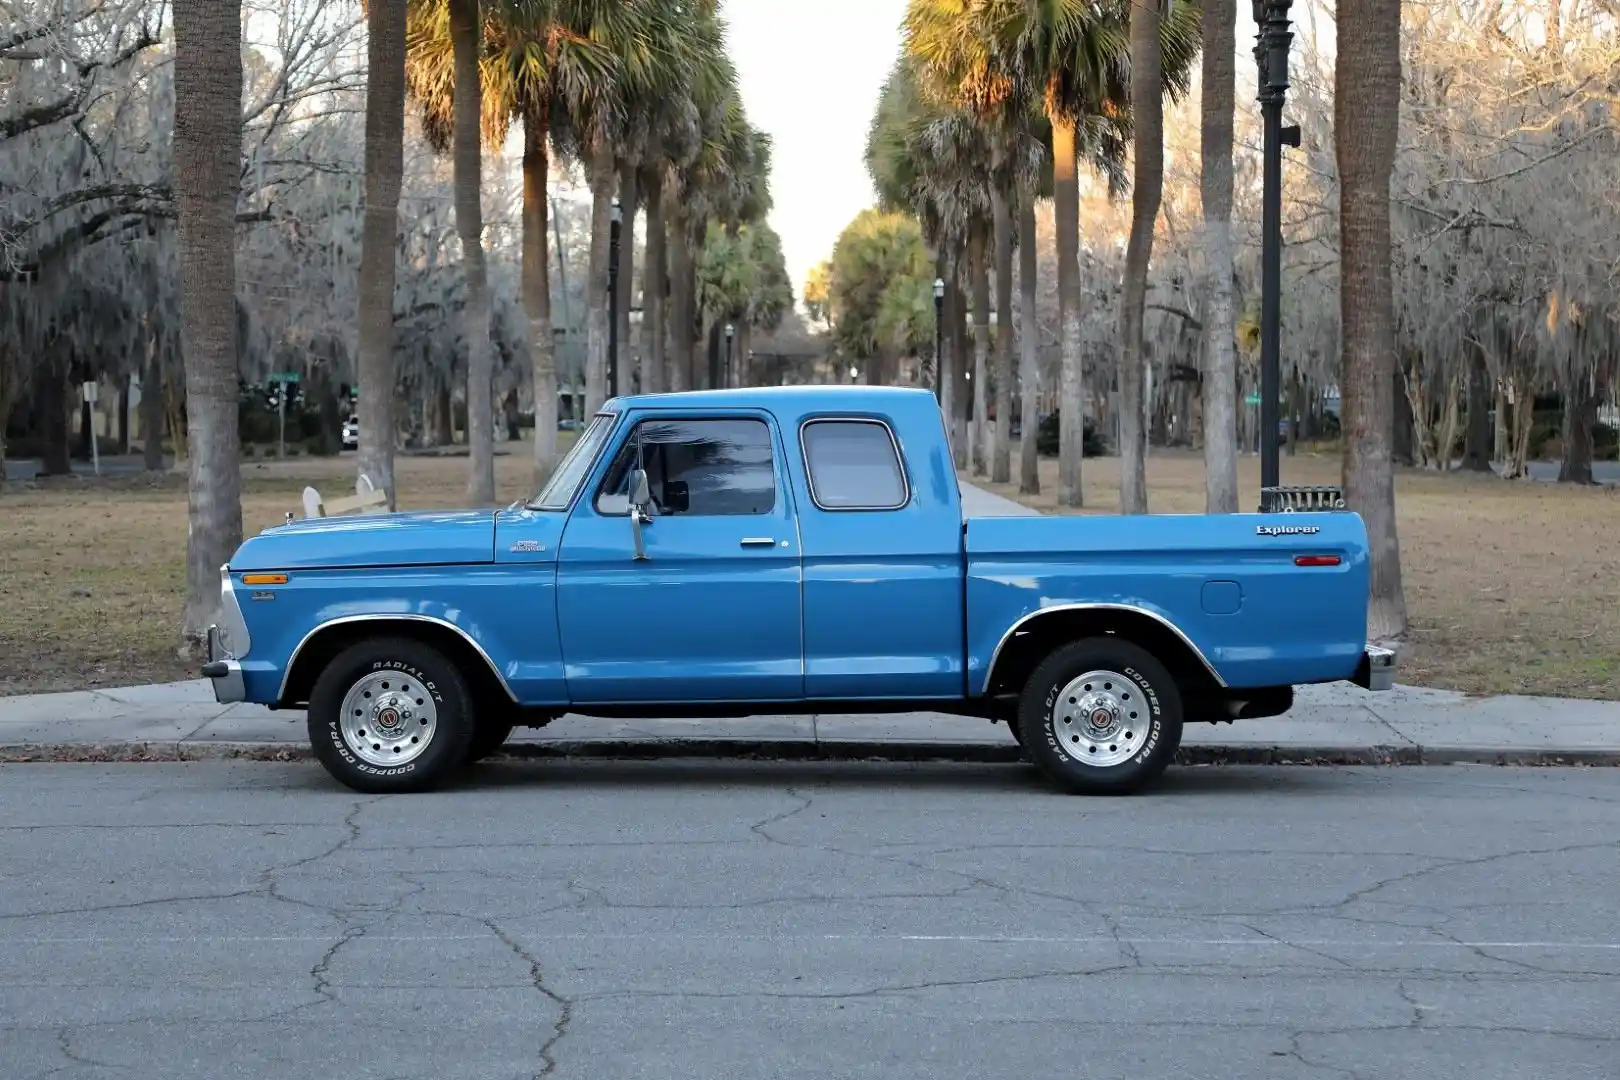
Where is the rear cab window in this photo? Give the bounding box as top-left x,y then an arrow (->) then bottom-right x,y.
800,418 -> 910,511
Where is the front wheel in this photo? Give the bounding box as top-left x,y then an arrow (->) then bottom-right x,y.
307,637 -> 475,793
1017,637 -> 1183,795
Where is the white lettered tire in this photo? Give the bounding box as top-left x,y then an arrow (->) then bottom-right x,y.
307,637 -> 475,793
1018,637 -> 1184,795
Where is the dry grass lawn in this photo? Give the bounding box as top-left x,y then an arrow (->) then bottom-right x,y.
3,441 -> 1616,700
0,449 -> 548,696
970,447 -> 1620,701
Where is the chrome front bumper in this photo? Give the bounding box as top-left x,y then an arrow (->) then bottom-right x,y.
201,624 -> 245,703
1352,645 -> 1396,691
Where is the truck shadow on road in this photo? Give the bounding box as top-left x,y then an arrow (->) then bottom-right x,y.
429,758 -> 1362,797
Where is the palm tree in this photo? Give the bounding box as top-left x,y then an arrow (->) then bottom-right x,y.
1200,0 -> 1239,513
1118,0 -> 1165,515
1336,0 -> 1408,640
499,1 -> 638,484
865,56 -> 993,466
171,0 -> 245,655
402,0 -> 639,485
907,0 -> 1198,506
901,1 -> 1052,483
357,0 -> 408,508
402,0 -> 498,503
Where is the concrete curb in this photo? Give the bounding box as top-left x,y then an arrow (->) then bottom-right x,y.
1,739 -> 1616,767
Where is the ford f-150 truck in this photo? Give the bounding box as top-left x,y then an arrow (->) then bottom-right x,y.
203,385 -> 1393,795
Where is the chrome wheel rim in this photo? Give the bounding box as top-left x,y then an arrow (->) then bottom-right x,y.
1050,669 -> 1148,768
339,670 -> 438,767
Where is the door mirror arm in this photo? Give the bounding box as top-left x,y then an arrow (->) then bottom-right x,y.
628,467 -> 653,560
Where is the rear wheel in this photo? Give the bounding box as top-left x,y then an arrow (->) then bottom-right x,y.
307,637 -> 475,793
1017,637 -> 1183,795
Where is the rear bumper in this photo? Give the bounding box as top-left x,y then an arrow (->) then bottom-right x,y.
201,625 -> 245,703
1351,645 -> 1396,691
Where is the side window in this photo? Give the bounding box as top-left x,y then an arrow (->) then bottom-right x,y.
595,417 -> 777,516
801,419 -> 909,511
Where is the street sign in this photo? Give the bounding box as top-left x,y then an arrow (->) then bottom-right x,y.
269,372 -> 301,384
1244,393 -> 1261,405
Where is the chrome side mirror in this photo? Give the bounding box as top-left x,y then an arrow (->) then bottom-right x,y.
628,467 -> 652,560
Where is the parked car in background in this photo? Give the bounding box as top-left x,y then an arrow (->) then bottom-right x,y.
203,385 -> 1392,796
341,414 -> 358,450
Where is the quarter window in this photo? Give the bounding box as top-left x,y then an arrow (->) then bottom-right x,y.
596,417 -> 777,516
801,419 -> 909,510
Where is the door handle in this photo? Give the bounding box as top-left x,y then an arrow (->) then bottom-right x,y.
739,537 -> 776,547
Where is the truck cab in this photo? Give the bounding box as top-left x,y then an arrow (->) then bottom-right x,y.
205,385 -> 1393,796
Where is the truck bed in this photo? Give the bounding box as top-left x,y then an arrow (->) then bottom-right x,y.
963,510 -> 1371,692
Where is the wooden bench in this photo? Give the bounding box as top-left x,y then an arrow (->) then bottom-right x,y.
301,473 -> 390,518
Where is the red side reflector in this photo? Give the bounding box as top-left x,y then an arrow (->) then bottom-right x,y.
1295,554 -> 1341,567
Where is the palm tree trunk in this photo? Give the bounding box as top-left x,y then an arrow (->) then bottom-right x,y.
1018,198 -> 1040,494
450,0 -> 495,504
1200,0 -> 1239,513
939,256 -> 958,459
583,146 -> 614,412
1119,0 -> 1163,516
640,172 -> 666,393
142,328 -> 165,470
1336,0 -> 1408,640
668,215 -> 695,391
356,0 -> 406,509
615,163 -> 639,393
1051,110 -> 1085,506
990,188 -> 1014,484
950,273 -> 970,466
968,227 -> 990,476
172,0 -> 245,656
522,106 -> 558,487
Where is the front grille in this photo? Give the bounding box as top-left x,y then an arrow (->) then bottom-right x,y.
1259,485 -> 1347,513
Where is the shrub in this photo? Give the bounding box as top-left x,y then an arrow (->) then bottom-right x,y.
1594,422 -> 1618,461
1035,410 -> 1107,457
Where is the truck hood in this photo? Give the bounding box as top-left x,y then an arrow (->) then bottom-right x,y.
230,510 -> 496,571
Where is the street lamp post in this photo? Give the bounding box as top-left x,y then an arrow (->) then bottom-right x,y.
724,323 -> 735,389
1254,0 -> 1299,507
932,278 -> 945,400
608,198 -> 622,398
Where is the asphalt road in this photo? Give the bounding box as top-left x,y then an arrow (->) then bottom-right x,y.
2,761 -> 1616,1080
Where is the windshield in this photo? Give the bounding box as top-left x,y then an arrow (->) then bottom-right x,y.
529,412 -> 616,510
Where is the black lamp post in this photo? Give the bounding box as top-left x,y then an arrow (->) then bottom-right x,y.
607,198 -> 622,398
1253,0 -> 1299,507
932,277 -> 945,400
723,323 -> 735,389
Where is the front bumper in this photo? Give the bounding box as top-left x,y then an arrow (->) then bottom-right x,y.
1351,645 -> 1396,691
201,624 -> 246,703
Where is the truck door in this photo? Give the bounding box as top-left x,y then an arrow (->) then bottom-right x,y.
555,411 -> 805,703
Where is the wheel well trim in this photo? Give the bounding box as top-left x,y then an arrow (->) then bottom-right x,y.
278,614 -> 519,705
981,602 -> 1228,694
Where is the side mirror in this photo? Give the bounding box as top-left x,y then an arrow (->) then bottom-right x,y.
628,467 -> 652,560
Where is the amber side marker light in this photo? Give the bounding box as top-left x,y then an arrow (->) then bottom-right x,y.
241,573 -> 289,585
1294,555 -> 1341,567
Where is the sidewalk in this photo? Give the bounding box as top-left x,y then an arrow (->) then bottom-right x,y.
3,666 -> 1618,766
2,482 -> 1615,766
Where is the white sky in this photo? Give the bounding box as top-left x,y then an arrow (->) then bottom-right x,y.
718,0 -> 910,298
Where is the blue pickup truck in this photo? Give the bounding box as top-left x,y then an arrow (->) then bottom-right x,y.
204,385 -> 1392,795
